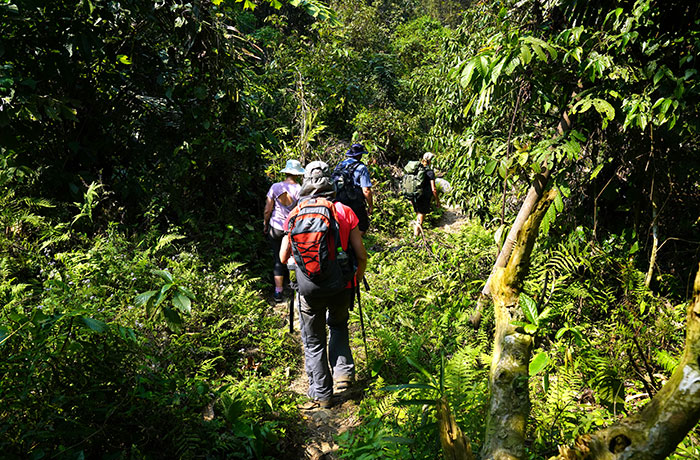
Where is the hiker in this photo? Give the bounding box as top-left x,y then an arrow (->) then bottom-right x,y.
332,143 -> 373,235
279,161 -> 368,409
263,159 -> 306,302
404,152 -> 440,237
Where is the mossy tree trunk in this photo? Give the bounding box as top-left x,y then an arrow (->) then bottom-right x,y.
553,263 -> 700,460
470,171 -> 551,327
481,188 -> 558,460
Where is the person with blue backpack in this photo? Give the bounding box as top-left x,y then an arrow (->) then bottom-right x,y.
279,161 -> 368,410
332,143 -> 373,235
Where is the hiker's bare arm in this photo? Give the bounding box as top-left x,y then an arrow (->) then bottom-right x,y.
430,181 -> 441,208
363,187 -> 373,215
279,234 -> 291,264
263,197 -> 274,232
349,226 -> 367,281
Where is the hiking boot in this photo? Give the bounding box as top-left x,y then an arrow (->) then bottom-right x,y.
273,291 -> 284,303
299,398 -> 333,411
335,376 -> 353,391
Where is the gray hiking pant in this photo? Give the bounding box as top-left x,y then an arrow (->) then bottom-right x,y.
298,289 -> 355,400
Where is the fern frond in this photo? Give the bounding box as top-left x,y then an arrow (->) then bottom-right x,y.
154,234 -> 185,253
654,349 -> 679,374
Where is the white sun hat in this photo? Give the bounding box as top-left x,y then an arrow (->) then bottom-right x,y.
280,159 -> 305,175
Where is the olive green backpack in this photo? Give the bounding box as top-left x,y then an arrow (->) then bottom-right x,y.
400,161 -> 426,200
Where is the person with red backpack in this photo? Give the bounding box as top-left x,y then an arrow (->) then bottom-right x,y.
279,161 -> 368,409
332,143 -> 373,235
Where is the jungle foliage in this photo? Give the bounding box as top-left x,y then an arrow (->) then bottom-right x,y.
2,0 -> 700,458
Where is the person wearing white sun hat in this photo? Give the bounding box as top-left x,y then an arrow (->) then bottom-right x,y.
264,159 -> 306,302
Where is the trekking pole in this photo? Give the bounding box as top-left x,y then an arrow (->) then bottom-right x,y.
356,281 -> 369,366
287,261 -> 297,334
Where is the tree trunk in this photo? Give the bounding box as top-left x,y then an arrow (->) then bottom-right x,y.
470,171 -> 551,327
553,263 -> 700,460
481,188 -> 558,460
470,93 -> 575,328
437,396 -> 474,460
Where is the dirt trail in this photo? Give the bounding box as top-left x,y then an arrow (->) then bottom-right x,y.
272,299 -> 364,460
273,207 -> 468,458
437,206 -> 469,233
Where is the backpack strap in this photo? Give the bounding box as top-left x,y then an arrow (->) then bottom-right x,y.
347,160 -> 363,181
336,160 -> 363,181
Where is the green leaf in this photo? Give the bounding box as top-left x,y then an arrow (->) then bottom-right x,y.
155,283 -> 174,307
589,163 -> 605,180
629,241 -> 639,254
491,56 -> 507,84
0,326 -> 8,345
494,224 -> 506,248
81,316 -> 106,333
531,42 -> 547,62
554,191 -> 564,212
524,324 -> 538,335
484,159 -> 497,175
520,45 -> 532,65
177,285 -> 197,301
555,327 -> 567,340
135,290 -> 158,307
497,162 -> 507,179
460,60 -> 476,88
162,307 -> 183,331
592,99 -> 615,127
504,56 -> 520,75
558,183 -> 571,198
653,67 -> 664,86
394,398 -> 437,407
519,293 -> 538,325
117,54 -> 132,65
478,56 -> 489,76
406,356 -> 438,387
382,437 -> 415,444
381,383 -> 437,392
172,292 -> 192,314
152,269 -> 174,284
529,352 -> 549,376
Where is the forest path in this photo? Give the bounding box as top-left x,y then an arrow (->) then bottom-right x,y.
436,206 -> 468,233
272,299 -> 364,460
273,206 -> 467,459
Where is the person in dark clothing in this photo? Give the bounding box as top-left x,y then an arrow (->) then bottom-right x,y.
334,143 -> 373,235
411,152 -> 441,237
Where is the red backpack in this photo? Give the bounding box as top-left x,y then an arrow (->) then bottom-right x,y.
288,197 -> 354,297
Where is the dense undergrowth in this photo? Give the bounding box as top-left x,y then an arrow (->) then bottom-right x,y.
1,179 -> 304,458
3,163 -> 700,459
337,222 -> 700,459
3,0 -> 700,457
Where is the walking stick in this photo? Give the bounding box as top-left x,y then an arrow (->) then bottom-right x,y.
356,280 -> 369,365
287,261 -> 297,334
